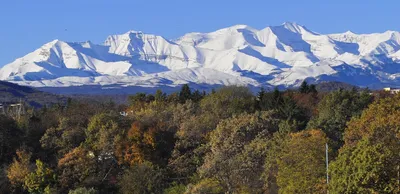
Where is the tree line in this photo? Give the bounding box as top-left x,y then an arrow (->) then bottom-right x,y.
0,82 -> 399,194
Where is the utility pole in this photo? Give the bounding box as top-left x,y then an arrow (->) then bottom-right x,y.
326,143 -> 329,194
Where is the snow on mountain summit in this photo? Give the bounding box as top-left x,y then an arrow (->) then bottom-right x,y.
1,22 -> 400,90
280,22 -> 317,35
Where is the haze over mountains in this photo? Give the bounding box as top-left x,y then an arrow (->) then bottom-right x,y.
1,22 -> 400,93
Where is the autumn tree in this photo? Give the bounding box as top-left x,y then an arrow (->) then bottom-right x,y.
276,129 -> 328,194
168,102 -> 205,180
200,86 -> 255,120
57,147 -> 97,190
40,118 -> 86,157
155,89 -> 167,102
329,95 -> 400,193
117,120 -> 175,167
119,162 -> 164,194
116,100 -> 176,167
263,129 -> 290,194
83,113 -> 129,191
169,87 -> 256,183
128,93 -> 155,110
199,111 -> 279,193
84,113 -> 128,157
7,149 -> 32,191
185,178 -> 223,194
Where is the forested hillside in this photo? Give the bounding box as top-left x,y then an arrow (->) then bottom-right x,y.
0,81 -> 65,107
0,82 -> 398,194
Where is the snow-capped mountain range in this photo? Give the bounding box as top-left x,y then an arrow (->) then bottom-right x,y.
2,22 -> 400,92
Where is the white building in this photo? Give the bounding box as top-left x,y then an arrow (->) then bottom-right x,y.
383,87 -> 400,94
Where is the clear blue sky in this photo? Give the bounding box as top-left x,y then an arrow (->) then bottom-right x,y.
1,0 -> 398,67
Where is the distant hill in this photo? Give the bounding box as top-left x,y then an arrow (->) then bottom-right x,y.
0,80 -> 368,109
0,81 -> 66,107
315,81 -> 358,92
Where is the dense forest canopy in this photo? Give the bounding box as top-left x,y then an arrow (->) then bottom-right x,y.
0,82 -> 399,194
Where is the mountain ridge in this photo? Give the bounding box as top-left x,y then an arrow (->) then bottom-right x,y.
1,22 -> 400,92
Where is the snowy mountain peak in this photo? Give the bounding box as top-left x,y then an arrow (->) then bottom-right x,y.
344,30 -> 356,35
224,24 -> 255,31
1,23 -> 400,91
279,22 -> 315,35
210,24 -> 257,36
281,22 -> 301,28
125,30 -> 144,34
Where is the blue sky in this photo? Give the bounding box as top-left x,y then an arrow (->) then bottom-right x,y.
0,0 -> 398,67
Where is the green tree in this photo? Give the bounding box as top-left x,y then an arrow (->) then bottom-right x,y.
119,162 -> 164,194
0,115 -> 23,163
168,102 -> 205,181
128,93 -> 155,109
299,81 -> 310,93
191,90 -> 204,102
307,89 -> 372,151
309,84 -> 317,94
278,93 -> 307,126
169,87 -> 256,183
329,95 -> 400,193
40,118 -> 86,157
24,160 -> 56,194
68,187 -> 97,194
0,166 -> 11,193
179,84 -> 192,103
155,89 -> 167,102
200,86 -> 255,120
164,182 -> 186,194
84,113 -> 127,156
185,178 -> 223,194
258,87 -> 283,111
199,111 -> 279,193
263,130 -> 290,194
330,138 -> 399,193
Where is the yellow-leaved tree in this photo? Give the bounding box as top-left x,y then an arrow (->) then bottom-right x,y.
276,129 -> 328,194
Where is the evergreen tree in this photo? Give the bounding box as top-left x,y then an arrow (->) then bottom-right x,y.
191,90 -> 203,102
258,87 -> 283,111
307,89 -> 373,151
0,115 -> 22,164
211,88 -> 216,94
299,81 -> 310,93
256,87 -> 266,109
309,84 -> 317,94
179,84 -> 192,103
